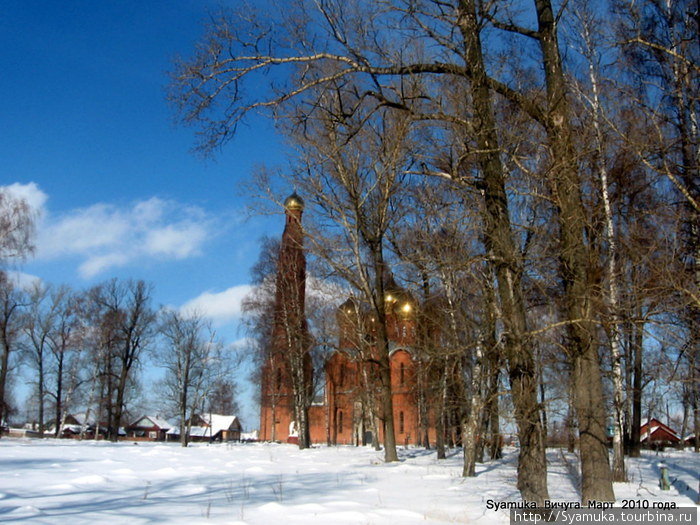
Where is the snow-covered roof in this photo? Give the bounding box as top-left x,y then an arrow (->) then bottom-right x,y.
640,419 -> 680,442
241,430 -> 258,441
167,426 -> 212,437
189,426 -> 211,437
69,412 -> 97,426
199,414 -> 241,435
167,415 -> 241,438
131,416 -> 173,430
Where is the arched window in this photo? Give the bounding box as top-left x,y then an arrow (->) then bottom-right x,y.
399,411 -> 405,434
338,411 -> 344,434
400,362 -> 405,385
276,368 -> 282,391
339,363 -> 345,387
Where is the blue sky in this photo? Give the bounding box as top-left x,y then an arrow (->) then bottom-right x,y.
1,1 -> 288,428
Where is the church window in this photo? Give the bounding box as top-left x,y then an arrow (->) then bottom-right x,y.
276,368 -> 282,391
338,411 -> 344,434
400,362 -> 405,385
399,411 -> 405,434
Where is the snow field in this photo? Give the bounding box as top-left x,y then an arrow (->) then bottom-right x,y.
0,439 -> 696,524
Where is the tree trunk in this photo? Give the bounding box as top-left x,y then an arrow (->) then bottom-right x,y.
581,23 -> 627,480
534,0 -> 614,503
566,374 -> 576,453
37,360 -> 45,436
0,333 -> 10,434
179,409 -> 188,447
436,358 -> 448,460
419,370 -> 430,449
112,366 -> 129,443
378,348 -> 398,461
54,353 -> 64,438
179,384 -> 189,446
629,317 -> 643,457
371,250 -> 398,462
488,388 -> 502,460
462,346 -> 485,477
692,345 -> 699,453
359,363 -> 381,451
326,388 -> 332,446
457,0 -> 549,504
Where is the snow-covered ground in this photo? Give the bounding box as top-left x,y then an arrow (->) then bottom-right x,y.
0,438 -> 696,524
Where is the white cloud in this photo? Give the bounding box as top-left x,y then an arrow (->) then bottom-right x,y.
14,191 -> 217,279
180,284 -> 254,322
1,182 -> 48,212
40,203 -> 131,256
5,271 -> 43,291
229,337 -> 253,349
145,223 -> 207,259
78,253 -> 131,279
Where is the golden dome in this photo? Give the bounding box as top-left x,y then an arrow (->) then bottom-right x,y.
284,192 -> 304,211
338,296 -> 359,315
386,289 -> 415,317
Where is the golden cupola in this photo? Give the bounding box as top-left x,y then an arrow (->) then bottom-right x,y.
284,192 -> 304,211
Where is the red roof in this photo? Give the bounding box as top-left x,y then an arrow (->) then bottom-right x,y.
640,418 -> 680,443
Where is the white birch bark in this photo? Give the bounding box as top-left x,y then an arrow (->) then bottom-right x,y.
581,17 -> 627,481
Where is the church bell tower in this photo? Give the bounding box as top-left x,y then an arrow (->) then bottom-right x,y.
259,193 -> 311,443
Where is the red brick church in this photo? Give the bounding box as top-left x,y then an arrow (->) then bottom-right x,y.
259,193 -> 436,446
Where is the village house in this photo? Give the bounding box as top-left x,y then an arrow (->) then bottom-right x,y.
166,414 -> 242,442
126,416 -> 174,441
57,413 -> 107,439
44,413 -> 129,439
639,418 -> 681,447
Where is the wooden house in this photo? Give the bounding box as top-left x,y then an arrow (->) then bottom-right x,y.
126,416 -> 173,441
192,414 -> 242,441
166,414 -> 242,442
60,413 -> 100,439
640,418 -> 681,447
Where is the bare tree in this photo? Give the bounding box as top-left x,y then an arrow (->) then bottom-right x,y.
45,287 -> 84,437
168,0 -> 546,497
615,0 -> 699,455
242,238 -> 281,441
23,282 -> 57,434
0,274 -> 28,431
0,187 -> 36,433
157,309 -> 228,447
567,3 -> 627,481
171,0 -> 700,502
0,188 -> 36,265
22,284 -> 85,437
280,100 -> 417,462
206,378 -> 240,415
88,279 -> 155,441
388,179 -> 497,475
